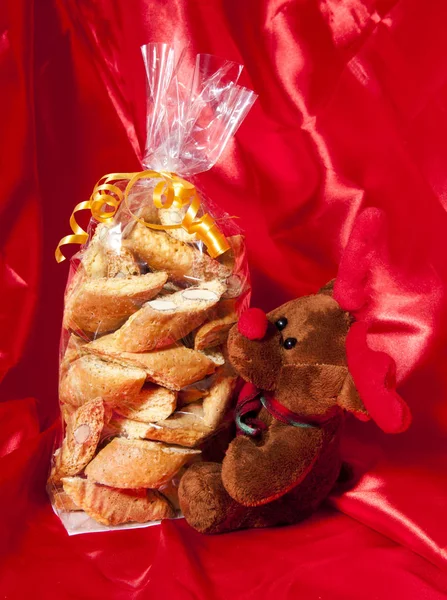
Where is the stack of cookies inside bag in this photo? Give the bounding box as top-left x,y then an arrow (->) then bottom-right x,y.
48,211 -> 247,528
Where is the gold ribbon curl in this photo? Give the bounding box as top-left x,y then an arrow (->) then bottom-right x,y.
55,170 -> 230,263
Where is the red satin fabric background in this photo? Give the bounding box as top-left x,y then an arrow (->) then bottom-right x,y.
1,0 -> 447,598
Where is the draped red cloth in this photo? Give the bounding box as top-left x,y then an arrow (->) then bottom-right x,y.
2,0 -> 447,597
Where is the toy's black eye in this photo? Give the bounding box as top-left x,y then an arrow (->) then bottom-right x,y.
275,317 -> 288,331
283,337 -> 297,350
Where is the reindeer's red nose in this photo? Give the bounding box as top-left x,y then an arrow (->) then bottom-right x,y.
238,308 -> 269,340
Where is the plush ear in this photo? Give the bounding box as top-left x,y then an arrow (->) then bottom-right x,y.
276,363 -> 352,418
276,364 -> 371,423
318,280 -> 335,297
337,372 -> 369,421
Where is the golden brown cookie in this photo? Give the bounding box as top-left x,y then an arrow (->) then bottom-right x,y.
50,398 -> 105,484
218,235 -> 245,271
200,347 -> 225,366
124,182 -> 161,225
194,313 -> 238,351
110,403 -> 213,448
86,336 -> 217,390
79,223 -> 111,279
106,247 -> 141,278
62,477 -> 175,526
113,280 -> 226,352
202,367 -> 237,429
60,355 -> 146,409
60,403 -> 77,424
114,385 -> 177,423
63,271 -> 168,335
157,466 -> 190,511
158,205 -> 197,243
80,223 -> 140,279
125,223 -> 231,284
85,437 -> 200,488
60,335 -> 87,380
48,485 -> 82,512
178,387 -> 208,406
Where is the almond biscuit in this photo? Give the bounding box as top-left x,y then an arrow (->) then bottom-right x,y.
113,280 -> 226,352
60,355 -> 146,409
50,398 -> 105,484
62,477 -> 175,525
85,437 -> 200,488
114,385 -> 177,423
110,403 -> 213,448
63,271 -> 168,335
86,337 -> 216,390
125,224 -> 231,284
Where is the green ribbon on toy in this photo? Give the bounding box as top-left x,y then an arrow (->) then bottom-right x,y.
235,384 -> 318,437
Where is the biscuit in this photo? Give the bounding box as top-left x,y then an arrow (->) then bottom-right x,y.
110,403 -> 213,448
80,224 -> 140,278
50,398 -> 104,484
60,403 -> 76,424
85,437 -> 200,488
106,247 -> 141,278
63,271 -> 168,335
216,298 -> 238,317
79,223 -> 110,279
60,355 -> 146,409
159,281 -> 182,295
86,336 -> 217,390
194,313 -> 238,351
218,235 -> 245,271
125,182 -> 161,224
60,335 -> 86,380
125,223 -> 231,284
113,280 -> 226,352
48,485 -> 82,512
218,235 -> 249,299
62,477 -> 175,526
200,347 -> 225,366
178,387 -> 208,406
114,385 -> 177,423
202,367 -> 237,429
158,205 -> 197,243
157,466 -> 189,511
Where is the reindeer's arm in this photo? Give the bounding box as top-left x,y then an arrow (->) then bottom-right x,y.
222,423 -> 324,507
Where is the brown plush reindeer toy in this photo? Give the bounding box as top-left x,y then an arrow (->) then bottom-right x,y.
178,208 -> 412,534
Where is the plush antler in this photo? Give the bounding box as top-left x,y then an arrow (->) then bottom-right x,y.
333,208 -> 412,433
346,322 -> 412,433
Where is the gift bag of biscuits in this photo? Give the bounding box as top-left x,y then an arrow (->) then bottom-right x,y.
48,42 -> 257,534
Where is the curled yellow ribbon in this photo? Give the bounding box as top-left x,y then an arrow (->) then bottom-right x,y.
55,170 -> 230,263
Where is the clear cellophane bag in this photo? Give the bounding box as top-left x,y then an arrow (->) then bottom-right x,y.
48,43 -> 257,534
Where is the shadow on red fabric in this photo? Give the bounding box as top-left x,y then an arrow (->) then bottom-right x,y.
1,0 -> 447,598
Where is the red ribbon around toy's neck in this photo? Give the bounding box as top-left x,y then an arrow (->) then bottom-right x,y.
235,382 -> 324,437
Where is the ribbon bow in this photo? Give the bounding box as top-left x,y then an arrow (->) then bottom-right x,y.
55,170 -> 230,263
235,382 -> 320,437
